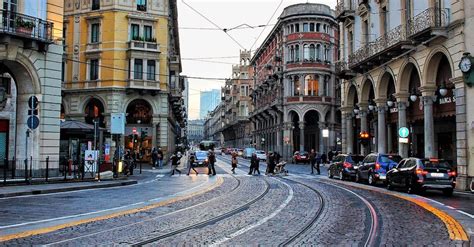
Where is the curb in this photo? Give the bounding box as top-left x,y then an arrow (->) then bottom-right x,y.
0,180 -> 138,198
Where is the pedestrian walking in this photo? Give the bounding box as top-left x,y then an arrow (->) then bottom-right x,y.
250,153 -> 260,175
328,150 -> 334,163
151,147 -> 158,169
231,151 -> 238,174
208,150 -> 217,176
315,152 -> 321,175
321,153 -> 327,165
170,152 -> 182,176
310,149 -> 317,175
157,148 -> 164,168
266,152 -> 275,175
187,152 -> 198,175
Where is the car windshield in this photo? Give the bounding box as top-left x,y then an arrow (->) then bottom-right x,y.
423,160 -> 452,169
380,155 -> 402,163
348,155 -> 364,163
196,152 -> 207,158
256,151 -> 265,154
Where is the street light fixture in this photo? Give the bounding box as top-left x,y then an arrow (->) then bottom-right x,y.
438,82 -> 448,97
353,105 -> 360,115
386,95 -> 395,108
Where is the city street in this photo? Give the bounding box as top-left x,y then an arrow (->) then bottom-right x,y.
0,156 -> 472,246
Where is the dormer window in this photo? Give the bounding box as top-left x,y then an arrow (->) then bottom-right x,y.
137,0 -> 147,11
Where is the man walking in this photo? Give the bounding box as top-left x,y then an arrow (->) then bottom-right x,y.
170,152 -> 182,176
315,151 -> 322,175
151,147 -> 158,169
187,152 -> 198,176
208,150 -> 217,176
266,152 -> 275,175
250,153 -> 260,175
310,149 -> 317,175
157,148 -> 164,168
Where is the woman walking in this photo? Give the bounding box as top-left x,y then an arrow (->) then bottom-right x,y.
187,152 -> 198,176
250,153 -> 260,175
170,152 -> 182,176
231,151 -> 238,174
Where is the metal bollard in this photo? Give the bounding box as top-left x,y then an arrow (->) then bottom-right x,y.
11,157 -> 15,179
29,156 -> 32,181
45,156 -> 49,182
3,158 -> 7,185
64,160 -> 67,181
97,159 -> 101,181
24,158 -> 28,183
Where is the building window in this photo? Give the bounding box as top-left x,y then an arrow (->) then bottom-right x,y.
316,23 -> 321,32
310,23 -> 315,32
89,59 -> 99,80
134,59 -> 143,80
290,46 -> 294,61
309,44 -> 315,60
91,23 -> 100,43
303,23 -> 309,32
295,45 -> 300,61
144,25 -> 153,42
303,44 -> 309,60
294,23 -> 299,32
305,75 -> 319,96
381,6 -> 388,36
348,31 -> 354,55
92,0 -> 100,10
293,76 -> 300,96
131,24 -> 140,40
316,44 -> 321,61
147,60 -> 155,80
290,24 -> 294,33
137,0 -> 147,11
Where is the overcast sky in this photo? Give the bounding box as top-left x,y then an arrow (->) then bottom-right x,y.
178,0 -> 337,119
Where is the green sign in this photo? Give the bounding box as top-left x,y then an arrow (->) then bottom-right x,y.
399,127 -> 409,138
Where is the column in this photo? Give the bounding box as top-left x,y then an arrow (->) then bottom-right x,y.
346,113 -> 354,154
299,121 -> 305,152
387,123 -> 393,153
397,101 -> 409,157
284,122 -> 292,160
423,96 -> 435,158
376,103 -> 387,154
341,111 -> 347,153
359,108 -> 368,155
329,108 -> 336,151
318,122 -> 325,153
276,125 -> 282,155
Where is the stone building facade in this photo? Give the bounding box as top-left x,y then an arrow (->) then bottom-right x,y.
250,3 -> 341,160
0,0 -> 64,174
337,0 -> 473,190
62,0 -> 184,162
204,103 -> 224,146
220,50 -> 253,148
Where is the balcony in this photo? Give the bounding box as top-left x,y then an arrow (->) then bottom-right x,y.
86,42 -> 102,54
128,40 -> 160,52
285,96 -> 333,104
0,10 -> 53,49
127,79 -> 161,91
407,7 -> 449,42
335,61 -> 355,79
348,8 -> 448,72
335,0 -> 355,21
349,24 -> 411,72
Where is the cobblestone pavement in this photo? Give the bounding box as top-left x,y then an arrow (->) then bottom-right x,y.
0,156 -> 470,246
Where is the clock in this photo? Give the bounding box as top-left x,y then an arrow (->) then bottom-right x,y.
459,56 -> 472,73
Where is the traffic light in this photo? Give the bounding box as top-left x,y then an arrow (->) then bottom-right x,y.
358,131 -> 370,146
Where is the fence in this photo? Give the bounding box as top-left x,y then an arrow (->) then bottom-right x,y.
1,157 -> 107,186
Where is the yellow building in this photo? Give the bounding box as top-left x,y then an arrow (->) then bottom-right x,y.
62,0 -> 184,162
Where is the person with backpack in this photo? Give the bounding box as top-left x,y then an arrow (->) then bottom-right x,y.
208,150 -> 217,176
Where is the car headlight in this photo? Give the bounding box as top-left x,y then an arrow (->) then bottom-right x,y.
205,159 -> 208,162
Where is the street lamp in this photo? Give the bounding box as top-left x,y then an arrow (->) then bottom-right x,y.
368,99 -> 375,111
438,82 -> 448,97
386,95 -> 395,108
353,105 -> 360,115
410,88 -> 420,102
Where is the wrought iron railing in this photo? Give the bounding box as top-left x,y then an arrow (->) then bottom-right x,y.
0,9 -> 53,42
408,7 -> 448,37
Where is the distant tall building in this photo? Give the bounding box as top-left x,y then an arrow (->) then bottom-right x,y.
200,89 -> 221,119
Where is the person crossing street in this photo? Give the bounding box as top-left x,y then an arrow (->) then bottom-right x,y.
249,153 -> 260,175
231,151 -> 238,174
187,152 -> 198,176
208,150 -> 217,176
170,152 -> 182,176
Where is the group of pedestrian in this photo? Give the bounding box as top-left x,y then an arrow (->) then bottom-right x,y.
186,149 -> 217,176
151,147 -> 164,169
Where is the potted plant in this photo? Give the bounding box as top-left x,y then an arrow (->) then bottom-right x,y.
16,17 -> 35,35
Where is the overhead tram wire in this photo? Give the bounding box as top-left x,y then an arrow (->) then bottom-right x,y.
181,0 -> 246,50
249,0 -> 284,51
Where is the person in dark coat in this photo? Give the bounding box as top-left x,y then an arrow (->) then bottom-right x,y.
266,152 -> 275,175
157,148 -> 164,168
315,152 -> 322,175
170,152 -> 182,176
208,150 -> 217,176
151,147 -> 158,169
187,152 -> 198,176
321,153 -> 327,165
309,149 -> 317,175
328,150 -> 334,163
249,153 -> 260,175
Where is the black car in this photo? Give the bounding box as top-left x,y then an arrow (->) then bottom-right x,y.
328,154 -> 364,180
356,153 -> 402,185
386,158 -> 456,195
193,151 -> 209,167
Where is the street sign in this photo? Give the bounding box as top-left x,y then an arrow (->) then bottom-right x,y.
28,96 -> 39,109
398,127 -> 409,138
399,137 -> 409,143
27,116 -> 39,129
322,129 -> 329,138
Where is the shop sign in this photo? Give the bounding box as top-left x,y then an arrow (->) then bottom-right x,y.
439,96 -> 456,105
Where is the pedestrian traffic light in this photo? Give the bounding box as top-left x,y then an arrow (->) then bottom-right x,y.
358,131 -> 370,146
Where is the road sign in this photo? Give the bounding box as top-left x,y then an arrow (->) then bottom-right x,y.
28,96 -> 39,109
399,137 -> 409,143
398,127 -> 409,138
27,116 -> 39,130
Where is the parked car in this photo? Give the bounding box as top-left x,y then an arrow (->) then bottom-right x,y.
243,148 -> 256,159
193,151 -> 209,167
386,158 -> 456,195
356,153 -> 402,185
293,151 -> 310,164
328,154 -> 365,180
237,149 -> 244,156
255,150 -> 267,161
224,148 -> 233,155
214,148 -> 222,155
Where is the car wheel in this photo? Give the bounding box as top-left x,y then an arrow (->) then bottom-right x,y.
355,172 -> 361,183
328,169 -> 333,178
442,188 -> 453,196
368,174 -> 375,186
339,170 -> 344,181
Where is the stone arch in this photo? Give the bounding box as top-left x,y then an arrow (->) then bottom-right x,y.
126,99 -> 153,124
423,46 -> 455,87
346,84 -> 359,107
302,108 -> 322,122
0,51 -> 42,95
80,95 -> 107,115
377,71 -> 396,100
287,110 -> 300,123
360,78 -> 376,103
122,96 -> 158,115
397,58 -> 422,94
84,97 -> 106,127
